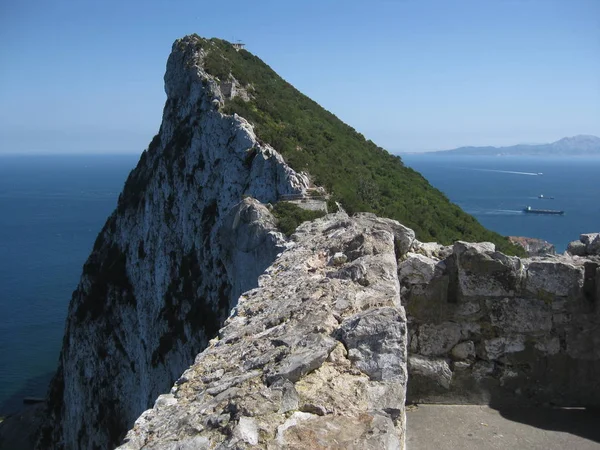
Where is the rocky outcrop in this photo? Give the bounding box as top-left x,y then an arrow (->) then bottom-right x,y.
39,36 -> 309,449
118,213 -> 409,450
401,240 -> 600,407
566,233 -> 600,257
508,236 -> 555,256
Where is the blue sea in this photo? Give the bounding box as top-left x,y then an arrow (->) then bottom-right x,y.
0,154 -> 138,415
402,154 -> 600,252
0,153 -> 598,415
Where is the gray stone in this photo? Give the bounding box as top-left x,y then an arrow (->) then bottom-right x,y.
339,307 -> 407,382
455,243 -> 523,297
331,251 -> 348,265
417,322 -> 462,356
566,240 -> 587,256
408,355 -> 453,389
471,360 -> 495,379
270,379 -> 299,413
234,416 -> 259,446
453,241 -> 496,255
580,233 -> 600,246
451,341 -> 475,360
487,297 -> 552,333
581,233 -> 600,255
353,212 -> 415,256
399,253 -> 438,285
534,336 -> 560,355
411,240 -> 453,260
483,335 -> 526,360
525,260 -> 584,297
268,333 -> 338,383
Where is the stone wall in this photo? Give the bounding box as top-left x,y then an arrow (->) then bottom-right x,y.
400,240 -> 600,407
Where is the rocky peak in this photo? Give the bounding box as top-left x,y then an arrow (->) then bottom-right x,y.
38,36 -> 310,450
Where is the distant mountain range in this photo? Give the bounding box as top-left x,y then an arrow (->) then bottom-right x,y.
430,135 -> 600,156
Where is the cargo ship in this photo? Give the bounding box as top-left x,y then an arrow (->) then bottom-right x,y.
523,206 -> 564,215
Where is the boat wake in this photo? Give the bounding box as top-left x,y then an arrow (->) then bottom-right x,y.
466,168 -> 540,176
469,209 -> 524,216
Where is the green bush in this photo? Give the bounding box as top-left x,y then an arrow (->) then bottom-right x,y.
272,202 -> 326,236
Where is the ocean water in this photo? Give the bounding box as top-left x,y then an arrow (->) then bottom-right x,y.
0,154 -> 138,414
402,154 -> 600,252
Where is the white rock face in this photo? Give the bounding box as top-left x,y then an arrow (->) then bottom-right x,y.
39,36 -> 308,450
399,253 -> 438,285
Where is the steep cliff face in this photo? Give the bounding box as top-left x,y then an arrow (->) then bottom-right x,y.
40,36 -> 308,449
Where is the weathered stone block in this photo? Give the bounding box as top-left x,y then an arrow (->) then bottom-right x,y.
483,335 -> 525,360
487,297 -> 552,334
451,341 -> 475,360
339,307 -> 407,382
454,242 -> 523,297
417,322 -> 462,356
525,260 -> 584,298
398,252 -> 439,285
408,355 -> 452,389
411,240 -> 453,260
566,240 -> 587,256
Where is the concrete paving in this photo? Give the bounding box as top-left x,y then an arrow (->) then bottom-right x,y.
406,404 -> 600,450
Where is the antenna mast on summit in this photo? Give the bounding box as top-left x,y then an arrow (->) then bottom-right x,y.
232,39 -> 245,51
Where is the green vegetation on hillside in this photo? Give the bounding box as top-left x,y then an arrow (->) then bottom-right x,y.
272,202 -> 326,236
193,36 -> 524,255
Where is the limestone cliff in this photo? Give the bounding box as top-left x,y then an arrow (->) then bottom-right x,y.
39,36 -> 308,449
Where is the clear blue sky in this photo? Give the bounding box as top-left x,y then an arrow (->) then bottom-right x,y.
1,0 -> 598,153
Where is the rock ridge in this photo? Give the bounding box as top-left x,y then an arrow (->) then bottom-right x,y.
117,212 -> 410,450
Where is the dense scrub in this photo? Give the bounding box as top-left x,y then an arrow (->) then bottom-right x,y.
272,202 -> 326,236
192,36 -> 524,255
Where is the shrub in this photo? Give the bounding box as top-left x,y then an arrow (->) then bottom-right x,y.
272,202 -> 326,236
